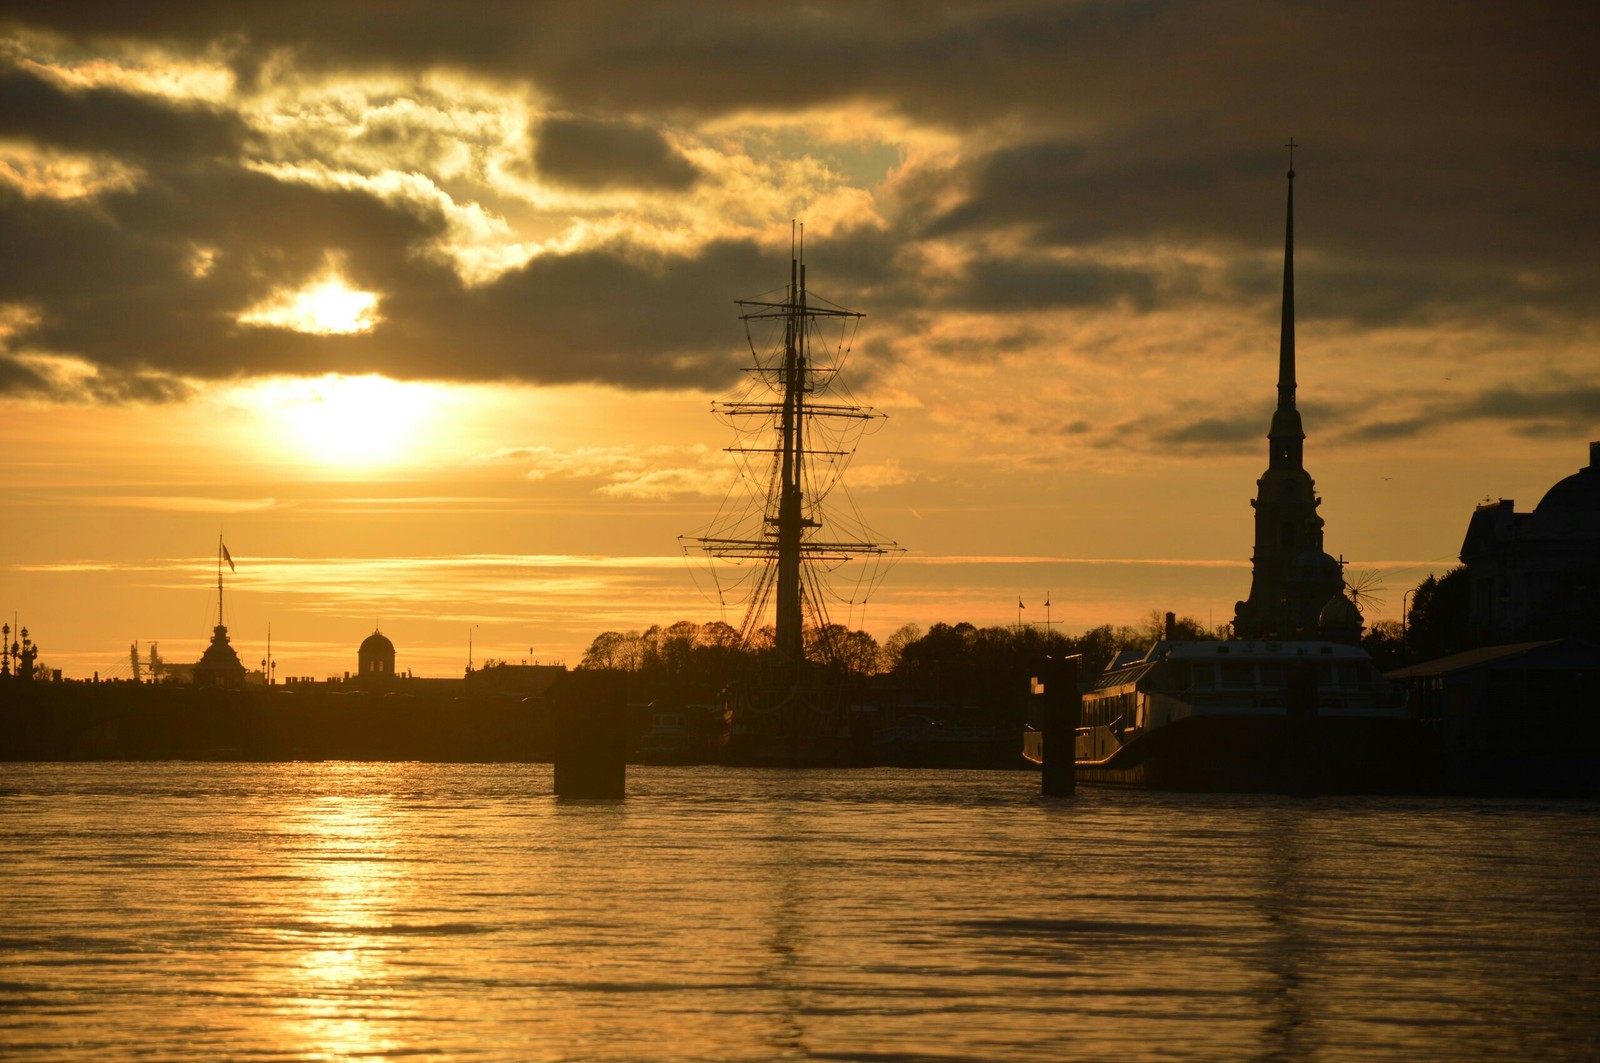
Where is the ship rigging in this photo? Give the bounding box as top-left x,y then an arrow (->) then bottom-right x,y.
683,234 -> 902,668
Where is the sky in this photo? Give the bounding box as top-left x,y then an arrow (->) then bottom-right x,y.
1,2 -> 1596,680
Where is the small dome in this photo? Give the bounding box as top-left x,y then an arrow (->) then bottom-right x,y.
1318,592 -> 1363,629
358,628 -> 397,679
1535,465 -> 1600,516
359,630 -> 395,656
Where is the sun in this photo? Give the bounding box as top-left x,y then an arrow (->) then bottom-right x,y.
254,375 -> 440,468
239,269 -> 381,336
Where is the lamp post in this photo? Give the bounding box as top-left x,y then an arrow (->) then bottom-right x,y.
1401,588 -> 1415,639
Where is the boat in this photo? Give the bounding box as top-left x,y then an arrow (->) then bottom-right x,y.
1028,638 -> 1443,792
636,708 -> 700,764
681,228 -> 902,765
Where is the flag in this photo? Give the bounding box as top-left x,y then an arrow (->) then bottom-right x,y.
1018,597 -> 1025,609
223,543 -> 235,572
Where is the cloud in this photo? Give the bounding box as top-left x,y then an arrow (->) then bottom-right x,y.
0,64 -> 247,163
1336,382 -> 1600,445
0,352 -> 192,403
474,442 -> 731,498
0,3 -> 1594,427
960,255 -> 1168,313
1342,417 -> 1435,444
1156,414 -> 1264,449
534,116 -> 699,191
80,495 -> 278,513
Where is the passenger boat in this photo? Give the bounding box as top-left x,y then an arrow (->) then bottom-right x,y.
1027,639 -> 1442,793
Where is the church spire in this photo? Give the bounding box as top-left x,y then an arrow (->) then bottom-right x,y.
1267,140 -> 1304,471
1234,142 -> 1346,642
1277,138 -> 1296,413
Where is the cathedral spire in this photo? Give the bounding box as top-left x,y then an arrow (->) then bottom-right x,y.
1278,138 -> 1296,413
1267,140 -> 1304,471
1235,143 -> 1347,642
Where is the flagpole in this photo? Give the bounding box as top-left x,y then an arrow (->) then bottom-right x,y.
216,532 -> 224,628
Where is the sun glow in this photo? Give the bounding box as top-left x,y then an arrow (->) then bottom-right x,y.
251,375 -> 441,468
239,271 -> 382,335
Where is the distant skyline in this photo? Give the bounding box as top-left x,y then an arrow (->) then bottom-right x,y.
2,3 -> 1596,678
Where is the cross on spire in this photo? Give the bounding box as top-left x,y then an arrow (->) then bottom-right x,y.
1285,136 -> 1298,175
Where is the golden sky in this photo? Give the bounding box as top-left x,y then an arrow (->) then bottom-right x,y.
2,3 -> 1596,678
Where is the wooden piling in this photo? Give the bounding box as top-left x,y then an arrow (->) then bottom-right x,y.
1039,655 -> 1081,797
550,670 -> 627,798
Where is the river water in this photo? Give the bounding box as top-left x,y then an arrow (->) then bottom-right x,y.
2,763 -> 1597,1061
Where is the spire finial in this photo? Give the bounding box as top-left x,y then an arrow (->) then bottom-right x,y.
1285,136 -> 1298,178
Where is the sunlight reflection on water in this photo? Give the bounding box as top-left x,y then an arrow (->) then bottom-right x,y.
2,763 -> 1597,1061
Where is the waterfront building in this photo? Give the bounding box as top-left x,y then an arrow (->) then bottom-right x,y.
1387,637 -> 1600,794
1460,441 -> 1600,642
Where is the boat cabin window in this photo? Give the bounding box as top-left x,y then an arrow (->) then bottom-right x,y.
1257,662 -> 1286,692
1220,662 -> 1255,690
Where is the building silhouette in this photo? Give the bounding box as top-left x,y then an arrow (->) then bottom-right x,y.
1460,441 -> 1600,642
193,623 -> 246,688
358,628 -> 397,685
1232,157 -> 1356,641
192,537 -> 247,688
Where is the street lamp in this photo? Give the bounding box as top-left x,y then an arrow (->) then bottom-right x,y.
1401,588 -> 1415,639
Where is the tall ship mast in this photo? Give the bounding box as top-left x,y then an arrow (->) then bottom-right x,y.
684,230 -> 902,670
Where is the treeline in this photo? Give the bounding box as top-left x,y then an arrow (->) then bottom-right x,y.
576,611 -> 1227,718
576,565 -> 1586,713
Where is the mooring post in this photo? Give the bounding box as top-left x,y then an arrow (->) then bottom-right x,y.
1040,655 -> 1081,797
551,670 -> 627,798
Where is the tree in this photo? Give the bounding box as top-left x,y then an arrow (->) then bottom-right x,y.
1361,619 -> 1410,671
878,622 -> 923,674
1071,624 -> 1134,681
1406,567 -> 1472,661
579,631 -> 628,670
657,620 -> 700,676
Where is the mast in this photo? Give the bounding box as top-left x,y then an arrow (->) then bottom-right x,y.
774,252 -> 816,662
685,232 -> 900,667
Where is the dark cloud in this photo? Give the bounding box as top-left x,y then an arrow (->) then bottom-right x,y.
961,256 -> 1173,313
80,366 -> 192,403
1335,384 -> 1600,445
1456,384 -> 1600,425
535,117 -> 698,191
0,353 -> 49,392
10,3 -> 1593,140
0,62 -> 756,390
0,155 -> 779,389
0,64 -> 247,162
0,352 -> 190,403
1341,417 -> 1435,444
0,3 -> 1596,405
1155,413 -> 1265,449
